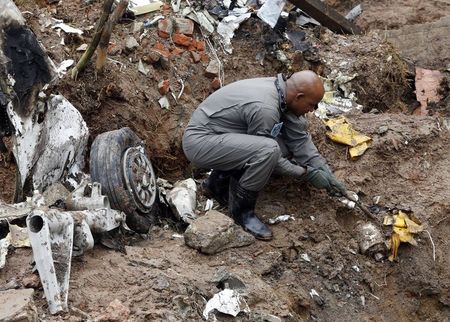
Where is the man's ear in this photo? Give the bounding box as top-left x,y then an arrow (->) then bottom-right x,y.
295,92 -> 304,100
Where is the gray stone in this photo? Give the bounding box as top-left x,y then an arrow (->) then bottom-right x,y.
0,288 -> 38,322
125,36 -> 139,51
131,21 -> 144,34
205,60 -> 220,78
184,210 -> 255,255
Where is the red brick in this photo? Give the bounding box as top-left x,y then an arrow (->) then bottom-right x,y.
158,30 -> 170,39
172,33 -> 193,47
154,42 -> 170,58
171,47 -> 185,55
158,79 -> 170,95
193,39 -> 205,51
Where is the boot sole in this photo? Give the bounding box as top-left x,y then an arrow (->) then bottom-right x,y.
242,227 -> 273,241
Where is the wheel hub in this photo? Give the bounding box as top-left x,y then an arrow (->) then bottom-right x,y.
122,146 -> 157,213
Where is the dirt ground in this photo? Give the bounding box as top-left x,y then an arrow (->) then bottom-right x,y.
1,0 -> 450,321
326,0 -> 450,30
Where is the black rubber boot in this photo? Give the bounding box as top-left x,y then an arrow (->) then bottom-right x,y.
201,170 -> 232,206
228,177 -> 273,241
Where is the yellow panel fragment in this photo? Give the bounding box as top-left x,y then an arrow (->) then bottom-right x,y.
384,210 -> 425,261
323,116 -> 371,158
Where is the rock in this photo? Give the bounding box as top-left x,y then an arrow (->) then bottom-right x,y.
21,274 -> 40,289
184,210 -> 255,255
142,49 -> 162,64
0,288 -> 38,322
172,33 -> 193,47
190,51 -> 201,63
108,44 -> 121,56
131,21 -> 143,34
125,36 -> 139,51
158,80 -> 170,95
211,78 -> 221,90
205,60 -> 220,78
94,299 -> 130,322
174,18 -> 194,36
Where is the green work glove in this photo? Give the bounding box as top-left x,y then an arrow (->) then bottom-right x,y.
304,167 -> 332,190
316,164 -> 346,196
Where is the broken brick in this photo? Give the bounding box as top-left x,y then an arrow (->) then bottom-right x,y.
190,51 -> 201,63
154,42 -> 166,51
205,60 -> 219,78
172,33 -> 193,47
174,18 -> 194,36
158,30 -> 170,38
158,19 -> 173,38
211,78 -> 221,90
171,47 -> 185,56
193,39 -> 205,51
158,79 -> 170,95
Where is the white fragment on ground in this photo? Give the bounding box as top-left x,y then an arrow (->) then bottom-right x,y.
55,59 -> 74,75
138,59 -> 149,75
166,179 -> 197,223
300,253 -> 311,262
217,10 -> 251,53
52,22 -> 83,35
352,265 -> 360,272
205,199 -> 214,211
0,234 -> 11,269
257,0 -> 286,28
158,96 -> 170,109
310,216 -> 315,221
203,289 -> 250,319
268,214 -> 295,225
309,289 -> 320,298
76,44 -> 88,51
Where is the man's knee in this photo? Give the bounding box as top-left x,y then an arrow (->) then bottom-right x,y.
259,139 -> 281,165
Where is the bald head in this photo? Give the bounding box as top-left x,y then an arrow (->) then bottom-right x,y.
285,71 -> 325,116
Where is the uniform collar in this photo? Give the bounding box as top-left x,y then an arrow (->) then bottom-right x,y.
275,73 -> 288,113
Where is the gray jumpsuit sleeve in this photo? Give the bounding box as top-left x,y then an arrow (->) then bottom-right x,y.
281,112 -> 327,169
245,105 -> 307,177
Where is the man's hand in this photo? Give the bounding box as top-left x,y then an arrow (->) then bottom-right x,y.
317,164 -> 346,196
304,165 -> 346,195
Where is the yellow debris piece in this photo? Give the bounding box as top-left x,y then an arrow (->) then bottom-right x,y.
323,116 -> 372,159
384,211 -> 425,261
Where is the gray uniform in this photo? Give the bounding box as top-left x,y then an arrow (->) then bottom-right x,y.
182,74 -> 326,192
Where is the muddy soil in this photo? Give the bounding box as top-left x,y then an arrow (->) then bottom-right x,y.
326,0 -> 450,31
1,0 -> 449,321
